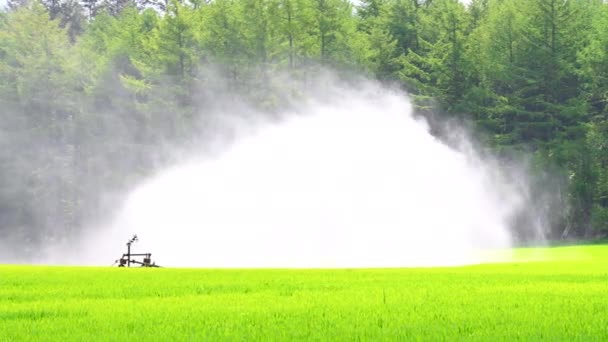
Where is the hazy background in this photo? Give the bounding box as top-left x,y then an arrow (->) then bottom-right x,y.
72,77 -> 538,267
2,0 -> 608,265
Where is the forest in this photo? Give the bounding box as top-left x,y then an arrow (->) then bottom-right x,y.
1,0 -> 608,255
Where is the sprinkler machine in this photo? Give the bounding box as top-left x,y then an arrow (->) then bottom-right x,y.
114,235 -> 160,267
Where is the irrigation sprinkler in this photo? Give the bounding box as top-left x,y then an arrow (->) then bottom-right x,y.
114,235 -> 161,267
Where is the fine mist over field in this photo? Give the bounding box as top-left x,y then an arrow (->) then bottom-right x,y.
82,79 -> 537,268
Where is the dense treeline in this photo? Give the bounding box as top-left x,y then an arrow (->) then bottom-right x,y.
1,0 -> 608,253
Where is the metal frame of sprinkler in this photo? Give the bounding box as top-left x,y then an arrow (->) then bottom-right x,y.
114,235 -> 160,267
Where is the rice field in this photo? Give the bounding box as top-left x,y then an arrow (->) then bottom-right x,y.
2,245 -> 608,341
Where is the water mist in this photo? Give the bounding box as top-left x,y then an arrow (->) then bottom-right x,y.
88,80 -> 530,268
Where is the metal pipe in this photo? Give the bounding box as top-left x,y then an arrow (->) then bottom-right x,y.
127,242 -> 131,267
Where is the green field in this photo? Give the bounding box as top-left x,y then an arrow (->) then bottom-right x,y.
2,245 -> 608,341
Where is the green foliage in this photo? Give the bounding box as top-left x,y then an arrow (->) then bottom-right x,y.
2,245 -> 608,340
0,2 -> 81,242
2,0 -> 608,241
578,2 -> 608,116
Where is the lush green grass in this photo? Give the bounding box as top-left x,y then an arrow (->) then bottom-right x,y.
2,245 -> 608,341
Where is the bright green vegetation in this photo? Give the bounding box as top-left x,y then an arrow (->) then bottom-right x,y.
2,245 -> 608,341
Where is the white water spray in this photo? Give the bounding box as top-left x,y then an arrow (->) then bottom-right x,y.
92,81 -> 527,267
